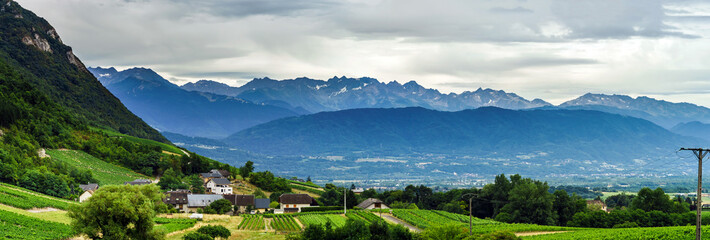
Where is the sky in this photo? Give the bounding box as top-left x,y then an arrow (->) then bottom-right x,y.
15,0 -> 710,106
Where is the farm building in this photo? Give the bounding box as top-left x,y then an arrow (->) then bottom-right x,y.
164,189 -> 191,212
79,190 -> 93,203
357,198 -> 389,210
205,178 -> 232,194
255,198 -> 270,212
187,194 -> 225,212
79,183 -> 98,191
278,193 -> 318,213
224,194 -> 255,212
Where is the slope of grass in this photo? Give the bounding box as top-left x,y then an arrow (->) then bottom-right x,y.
91,127 -> 185,156
0,209 -> 74,239
0,183 -> 77,210
48,149 -> 149,186
523,226 -> 709,239
0,204 -> 71,224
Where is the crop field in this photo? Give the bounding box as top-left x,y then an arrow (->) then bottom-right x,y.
524,226 -> 710,240
47,149 -> 149,185
154,217 -> 197,234
298,213 -> 348,228
0,209 -> 74,239
0,183 -> 76,210
238,215 -> 265,230
271,215 -> 301,231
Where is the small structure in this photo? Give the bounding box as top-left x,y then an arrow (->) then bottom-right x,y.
205,178 -> 232,195
79,190 -> 94,203
211,169 -> 231,179
189,213 -> 203,219
586,200 -> 608,212
124,179 -> 152,185
352,188 -> 364,194
357,198 -> 389,210
79,183 -> 98,192
255,198 -> 270,212
278,193 -> 318,213
187,194 -> 224,212
224,194 -> 255,212
200,172 -> 223,183
164,190 -> 191,212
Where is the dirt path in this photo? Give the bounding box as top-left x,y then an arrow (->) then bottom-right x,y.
380,213 -> 420,232
27,207 -> 59,213
264,218 -> 273,231
515,231 -> 569,237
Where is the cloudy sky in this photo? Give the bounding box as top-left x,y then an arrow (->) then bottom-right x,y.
15,0 -> 710,105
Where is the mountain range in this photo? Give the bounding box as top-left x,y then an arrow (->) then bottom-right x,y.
223,106 -> 702,160
89,67 -> 300,138
181,77 -> 552,113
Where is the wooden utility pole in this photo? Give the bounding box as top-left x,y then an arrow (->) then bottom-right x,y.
680,148 -> 709,240
462,193 -> 477,236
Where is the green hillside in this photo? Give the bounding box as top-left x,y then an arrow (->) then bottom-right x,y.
0,209 -> 74,239
48,149 -> 148,186
91,127 -> 185,156
0,183 -> 76,210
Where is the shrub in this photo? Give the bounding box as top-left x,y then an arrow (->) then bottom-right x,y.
613,221 -> 640,228
197,225 -> 231,239
183,232 -> 212,240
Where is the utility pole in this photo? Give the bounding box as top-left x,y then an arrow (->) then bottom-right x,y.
680,147 -> 709,240
462,193 -> 477,236
344,188 -> 347,214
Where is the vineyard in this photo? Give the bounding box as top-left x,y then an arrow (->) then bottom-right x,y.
298,213 -> 348,228
290,184 -> 325,195
271,214 -> 301,231
0,209 -> 74,239
524,226 -> 710,240
47,149 -> 149,186
154,217 -> 198,233
238,215 -> 266,230
0,183 -> 76,210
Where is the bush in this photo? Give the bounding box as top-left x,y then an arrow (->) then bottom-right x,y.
474,231 -> 520,240
613,221 -> 640,228
196,225 -> 231,239
301,206 -> 343,212
209,199 -> 232,214
183,232 -> 212,240
494,213 -> 513,223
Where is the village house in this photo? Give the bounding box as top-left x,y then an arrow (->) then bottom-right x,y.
164,189 -> 191,212
124,179 -> 152,185
187,194 -> 224,212
205,178 -> 232,194
586,200 -> 608,212
356,198 -> 389,210
200,171 -> 223,183
255,198 -> 270,212
278,193 -> 318,213
79,190 -> 94,203
352,188 -> 364,194
224,194 -> 255,213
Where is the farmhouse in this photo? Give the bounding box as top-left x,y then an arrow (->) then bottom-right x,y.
200,169 -> 230,183
278,193 -> 318,213
224,194 -> 254,212
586,200 -> 608,212
206,178 -> 232,194
79,190 -> 93,203
79,183 -> 98,191
187,194 -> 224,212
164,189 -> 191,212
255,198 -> 270,212
357,198 -> 389,210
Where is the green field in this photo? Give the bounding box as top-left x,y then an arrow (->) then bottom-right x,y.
0,183 -> 77,210
271,215 -> 300,231
154,217 -> 198,234
91,127 -> 185,156
524,226 -> 709,239
238,215 -> 265,230
0,209 -> 74,239
298,214 -> 348,228
47,149 -> 149,185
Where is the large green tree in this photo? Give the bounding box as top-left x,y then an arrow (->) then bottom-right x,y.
499,178 -> 554,225
68,184 -> 165,239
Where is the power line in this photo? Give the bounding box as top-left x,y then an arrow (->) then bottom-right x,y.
679,147 -> 709,240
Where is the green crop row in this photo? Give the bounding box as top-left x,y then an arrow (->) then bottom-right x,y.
0,209 -> 74,239
298,214 -> 348,228
0,183 -> 76,210
238,215 -> 265,230
290,184 -> 325,195
153,217 -> 197,234
524,226 -> 709,240
272,215 -> 300,231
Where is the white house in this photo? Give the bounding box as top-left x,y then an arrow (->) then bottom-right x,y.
278,193 -> 317,213
205,178 -> 232,195
79,190 -> 94,203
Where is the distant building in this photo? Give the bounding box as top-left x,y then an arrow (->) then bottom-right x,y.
200,172 -> 223,183
278,193 -> 318,213
187,194 -> 224,211
224,194 -> 255,212
352,188 -> 364,194
211,169 -> 231,179
164,190 -> 191,212
255,198 -> 270,212
357,198 -> 389,210
205,178 -> 232,195
124,179 -> 152,185
79,183 -> 98,192
586,200 -> 608,212
79,190 -> 94,203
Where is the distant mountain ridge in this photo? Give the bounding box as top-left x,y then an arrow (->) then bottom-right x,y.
223,107 -> 702,161
182,77 -> 552,112
89,67 -> 300,138
559,93 -> 710,128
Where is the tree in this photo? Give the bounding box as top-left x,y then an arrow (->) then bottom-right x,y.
631,188 -> 672,212
254,189 -> 267,198
68,184 -> 165,239
188,175 -> 205,194
499,178 -> 554,225
605,193 -> 634,210
306,176 -> 312,182
552,190 -> 587,226
158,168 -> 188,190
183,232 -> 212,240
210,199 -> 233,214
239,161 -> 254,178
196,225 -> 231,239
